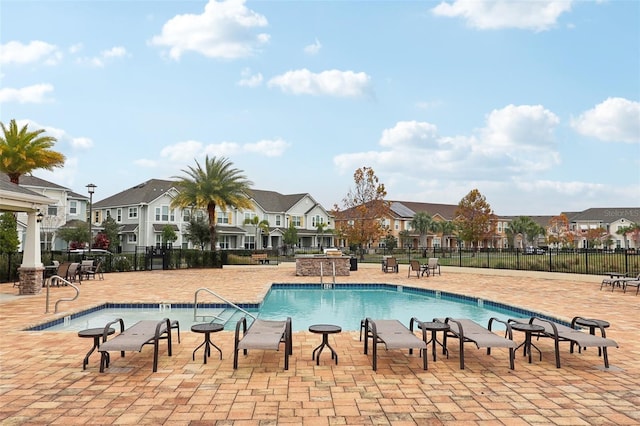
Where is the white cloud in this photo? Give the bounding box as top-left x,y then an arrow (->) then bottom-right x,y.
304,38 -> 322,55
70,137 -> 94,149
0,40 -> 62,65
268,68 -> 373,98
150,0 -> 269,60
571,97 -> 640,144
243,138 -> 290,157
238,68 -> 263,87
432,0 -> 573,31
0,84 -> 54,103
334,103 -> 561,179
77,46 -> 129,67
134,159 -> 158,168
160,140 -> 205,163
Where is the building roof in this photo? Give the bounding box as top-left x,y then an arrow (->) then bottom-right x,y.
567,207 -> 640,223
0,174 -> 55,212
93,179 -> 176,208
248,189 -> 308,213
19,174 -> 69,191
390,201 -> 459,221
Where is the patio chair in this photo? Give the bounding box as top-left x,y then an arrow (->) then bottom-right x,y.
436,317 -> 516,370
524,317 -> 618,368
363,318 -> 427,371
67,262 -> 82,284
383,257 -> 399,273
407,260 -> 424,278
51,262 -> 71,286
426,258 -> 441,276
84,260 -> 104,280
234,316 -> 292,370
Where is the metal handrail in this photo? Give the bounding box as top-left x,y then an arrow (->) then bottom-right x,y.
194,287 -> 256,322
45,275 -> 80,314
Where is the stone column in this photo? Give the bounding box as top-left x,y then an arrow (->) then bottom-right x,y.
18,211 -> 44,295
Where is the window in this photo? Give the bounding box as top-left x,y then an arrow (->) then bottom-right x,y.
244,212 -> 256,222
275,215 -> 281,226
127,207 -> 137,219
244,235 -> 255,250
155,206 -> 173,222
312,215 -> 323,227
68,201 -> 76,215
291,215 -> 301,227
219,236 -> 231,249
155,234 -> 162,247
128,234 -> 137,243
433,237 -> 441,248
93,211 -> 100,224
395,220 -> 399,230
218,211 -> 229,224
47,205 -> 58,216
183,210 -> 191,222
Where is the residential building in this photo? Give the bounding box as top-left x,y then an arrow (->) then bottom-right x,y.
91,179 -> 335,252
15,175 -> 89,251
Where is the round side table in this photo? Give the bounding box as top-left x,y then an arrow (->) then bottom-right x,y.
309,324 -> 341,365
78,327 -> 115,370
417,321 -> 449,361
191,323 -> 224,364
511,323 -> 545,363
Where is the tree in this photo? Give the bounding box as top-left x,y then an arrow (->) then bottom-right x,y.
57,220 -> 90,249
506,216 -> 545,249
410,212 -> 434,248
161,225 -> 178,246
616,223 -> 640,250
101,216 -> 120,252
171,156 -> 253,250
547,214 -> 571,248
0,119 -> 65,184
93,233 -> 110,250
334,167 -> 389,259
438,220 -> 457,251
0,212 -> 20,254
315,222 -> 328,249
243,215 -> 269,250
186,216 -> 211,250
282,222 -> 298,255
454,189 -> 496,249
381,232 -> 397,251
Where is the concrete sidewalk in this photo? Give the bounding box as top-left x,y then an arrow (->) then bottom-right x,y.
0,263 -> 638,425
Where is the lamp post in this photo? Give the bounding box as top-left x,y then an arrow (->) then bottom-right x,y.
86,183 -> 97,254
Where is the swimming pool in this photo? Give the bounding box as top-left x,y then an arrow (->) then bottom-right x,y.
31,284 -> 553,332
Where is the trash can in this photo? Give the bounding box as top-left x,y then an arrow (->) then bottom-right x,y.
350,256 -> 358,271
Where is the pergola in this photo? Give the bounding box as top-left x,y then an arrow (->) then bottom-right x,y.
0,175 -> 55,294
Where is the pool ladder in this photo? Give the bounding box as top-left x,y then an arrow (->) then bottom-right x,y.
45,275 -> 80,314
320,261 -> 336,288
193,287 -> 256,325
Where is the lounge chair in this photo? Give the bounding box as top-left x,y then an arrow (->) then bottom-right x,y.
407,260 -> 424,278
436,317 -> 516,370
600,273 -> 639,291
623,278 -> 640,295
522,317 -> 618,368
363,318 -> 427,371
383,257 -> 399,273
426,258 -> 441,276
98,318 -> 174,372
234,317 -> 292,370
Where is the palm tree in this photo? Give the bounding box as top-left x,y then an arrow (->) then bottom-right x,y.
243,215 -> 270,250
171,156 -> 253,250
410,212 -> 434,248
0,119 -> 65,183
438,220 -> 457,251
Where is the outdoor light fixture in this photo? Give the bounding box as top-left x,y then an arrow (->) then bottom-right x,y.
37,211 -> 44,223
86,183 -> 97,254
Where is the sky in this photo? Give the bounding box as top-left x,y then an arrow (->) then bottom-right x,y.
1,0 -> 639,216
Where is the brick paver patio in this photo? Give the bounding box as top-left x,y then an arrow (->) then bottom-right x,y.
1,263 -> 638,425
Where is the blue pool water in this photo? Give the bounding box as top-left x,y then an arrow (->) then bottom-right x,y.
32,284 -> 549,332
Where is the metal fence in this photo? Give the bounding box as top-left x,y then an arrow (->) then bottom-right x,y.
2,246 -> 639,283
